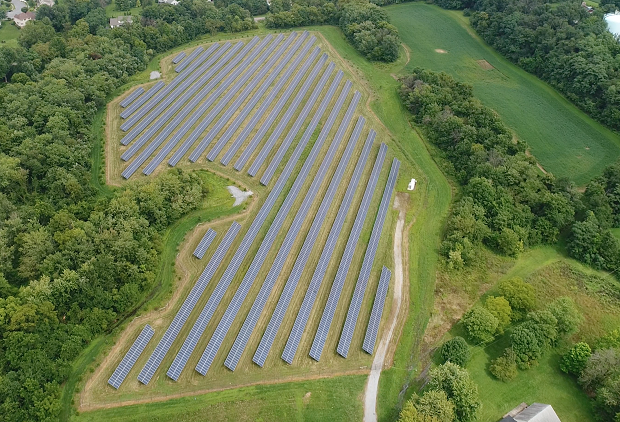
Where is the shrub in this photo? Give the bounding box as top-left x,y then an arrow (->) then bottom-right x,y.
461,307 -> 498,344
440,337 -> 470,367
398,401 -> 440,422
497,277 -> 535,320
489,348 -> 518,382
511,324 -> 542,369
547,297 -> 582,337
485,296 -> 511,333
415,390 -> 455,422
561,342 -> 592,376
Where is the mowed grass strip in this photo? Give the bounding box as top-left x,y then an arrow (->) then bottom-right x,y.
386,2 -> 620,186
74,375 -> 365,422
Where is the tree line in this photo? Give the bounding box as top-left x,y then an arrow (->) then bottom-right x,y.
433,0 -> 620,134
399,68 -> 620,273
265,0 -> 400,62
0,0 -> 261,419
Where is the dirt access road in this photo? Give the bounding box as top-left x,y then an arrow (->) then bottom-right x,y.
363,196 -> 407,422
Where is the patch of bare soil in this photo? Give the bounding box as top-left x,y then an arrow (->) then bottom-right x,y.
477,59 -> 494,70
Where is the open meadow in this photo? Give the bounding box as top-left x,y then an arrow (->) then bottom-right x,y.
387,2 -> 620,186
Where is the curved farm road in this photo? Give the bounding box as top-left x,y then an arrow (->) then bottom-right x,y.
364,197 -> 407,422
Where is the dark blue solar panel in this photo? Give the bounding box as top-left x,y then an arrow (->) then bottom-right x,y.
362,266 -> 392,354
108,325 -> 154,389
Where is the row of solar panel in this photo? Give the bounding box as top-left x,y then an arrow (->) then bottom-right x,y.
120,87 -> 144,108
193,228 -> 216,259
108,324 -> 154,389
363,266 -> 392,354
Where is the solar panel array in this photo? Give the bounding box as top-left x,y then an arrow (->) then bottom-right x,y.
193,228 -> 217,259
172,51 -> 186,64
119,87 -> 144,108
137,222 -> 241,384
224,93 -> 362,372
337,157 -> 401,358
175,46 -> 203,72
108,33 -> 402,388
108,324 -> 154,389
363,266 -> 392,354
281,142 -> 388,364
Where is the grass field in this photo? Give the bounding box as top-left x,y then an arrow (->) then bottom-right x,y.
105,1 -> 142,18
74,375 -> 366,422
386,2 -> 620,186
0,23 -> 20,48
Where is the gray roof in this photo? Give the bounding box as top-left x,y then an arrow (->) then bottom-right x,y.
513,404 -> 561,422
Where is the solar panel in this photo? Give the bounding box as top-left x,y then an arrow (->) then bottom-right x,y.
362,266 -> 392,354
193,77 -> 351,377
120,81 -> 165,119
253,119 -> 372,367
121,43 -> 220,128
124,36 -> 277,179
175,46 -> 203,72
224,94 -> 362,372
233,54 -> 328,172
207,36 -> 317,163
195,32 -> 310,163
120,87 -> 145,108
221,47 -> 322,167
120,40 -> 246,168
193,228 -> 217,259
337,158 -> 401,358
140,36 -> 273,175
108,324 -> 154,389
309,151 -> 397,362
281,140 -> 386,365
136,222 -> 241,385
172,51 -> 186,64
165,222 -> 242,381
166,33 -> 287,167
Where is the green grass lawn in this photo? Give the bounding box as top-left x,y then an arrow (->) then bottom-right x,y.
468,346 -> 594,422
105,1 -> 142,18
386,2 -> 620,186
612,228 -> 620,241
73,375 -> 366,422
0,23 -> 20,47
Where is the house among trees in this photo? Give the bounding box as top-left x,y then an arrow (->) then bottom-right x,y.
13,12 -> 36,28
109,16 -> 133,28
158,0 -> 180,5
37,0 -> 55,6
500,403 -> 561,422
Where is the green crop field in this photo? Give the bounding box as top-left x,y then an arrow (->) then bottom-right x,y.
386,2 -> 620,186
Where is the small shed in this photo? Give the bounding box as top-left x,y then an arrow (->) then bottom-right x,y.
407,178 -> 417,191
501,403 -> 561,422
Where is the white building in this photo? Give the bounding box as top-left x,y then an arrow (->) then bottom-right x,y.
109,16 -> 133,28
407,179 -> 417,191
37,0 -> 55,7
14,12 -> 36,28
158,0 -> 179,5
501,403 -> 561,422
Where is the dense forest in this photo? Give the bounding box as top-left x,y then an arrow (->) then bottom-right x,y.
399,69 -> 620,272
265,0 -> 400,62
0,0 -> 261,420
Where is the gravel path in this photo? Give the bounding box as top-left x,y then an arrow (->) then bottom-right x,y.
227,185 -> 253,206
363,202 -> 406,422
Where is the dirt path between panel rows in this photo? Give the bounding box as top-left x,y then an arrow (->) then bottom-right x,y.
363,194 -> 408,422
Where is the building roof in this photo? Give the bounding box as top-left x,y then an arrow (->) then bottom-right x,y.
513,403 -> 561,422
110,16 -> 133,27
14,12 -> 36,20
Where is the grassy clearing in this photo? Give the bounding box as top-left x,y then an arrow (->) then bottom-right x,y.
74,375 -> 365,422
0,23 -> 19,48
386,2 -> 620,186
105,2 -> 142,18
428,246 -> 620,422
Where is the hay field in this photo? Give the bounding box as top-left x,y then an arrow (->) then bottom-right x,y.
387,2 -> 620,186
